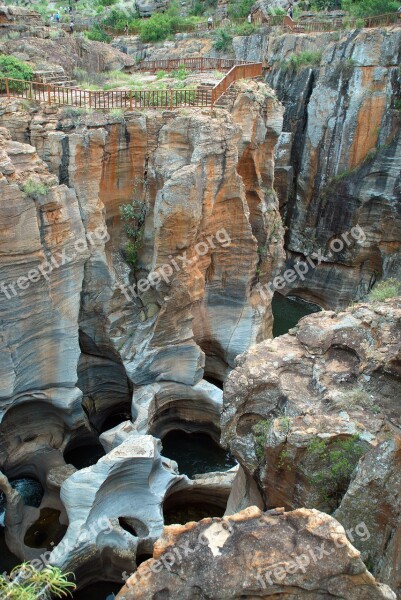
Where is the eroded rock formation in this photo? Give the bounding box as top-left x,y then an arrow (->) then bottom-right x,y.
0,79 -> 284,586
116,505 -> 396,599
221,298 -> 401,595
235,27 -> 401,309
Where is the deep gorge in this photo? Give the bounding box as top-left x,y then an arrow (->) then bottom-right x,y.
0,9 -> 400,600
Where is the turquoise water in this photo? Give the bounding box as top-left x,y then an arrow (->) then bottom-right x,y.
272,293 -> 321,337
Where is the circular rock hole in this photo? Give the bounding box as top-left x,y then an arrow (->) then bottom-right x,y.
161,430 -> 236,478
24,507 -> 67,550
10,478 -> 44,507
119,517 -> 149,538
163,488 -> 227,526
136,552 -> 153,566
64,435 -> 106,470
100,409 -> 132,434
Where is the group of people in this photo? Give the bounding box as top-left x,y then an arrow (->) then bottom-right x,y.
50,6 -> 75,33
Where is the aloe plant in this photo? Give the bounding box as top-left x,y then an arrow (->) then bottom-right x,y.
0,563 -> 76,599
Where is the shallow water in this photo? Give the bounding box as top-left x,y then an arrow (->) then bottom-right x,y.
272,293 -> 321,337
161,430 -> 236,478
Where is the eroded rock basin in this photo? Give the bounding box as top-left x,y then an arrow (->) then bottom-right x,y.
161,430 -> 236,479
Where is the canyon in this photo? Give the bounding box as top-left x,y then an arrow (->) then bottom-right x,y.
0,9 -> 400,600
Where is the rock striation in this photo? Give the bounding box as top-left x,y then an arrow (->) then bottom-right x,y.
0,79 -> 284,586
234,27 -> 401,309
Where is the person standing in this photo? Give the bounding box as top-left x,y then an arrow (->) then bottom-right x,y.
247,13 -> 252,23
124,22 -> 129,36
55,11 -> 60,23
69,18 -> 74,33
287,5 -> 293,18
207,15 -> 213,29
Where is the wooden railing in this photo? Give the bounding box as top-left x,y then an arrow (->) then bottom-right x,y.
135,57 -> 249,73
284,11 -> 400,32
211,62 -> 262,105
0,59 -> 263,110
99,11 -> 399,37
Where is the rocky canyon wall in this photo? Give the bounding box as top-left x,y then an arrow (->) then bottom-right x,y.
0,82 -> 284,585
234,27 -> 401,309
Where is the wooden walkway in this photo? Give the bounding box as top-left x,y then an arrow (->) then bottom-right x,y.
0,58 -> 263,111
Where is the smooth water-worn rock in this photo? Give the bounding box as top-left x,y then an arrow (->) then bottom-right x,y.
49,435 -> 185,585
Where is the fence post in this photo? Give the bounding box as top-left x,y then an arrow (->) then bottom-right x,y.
89,90 -> 92,109
47,84 -> 51,105
170,89 -> 173,110
5,78 -> 9,98
130,90 -> 133,111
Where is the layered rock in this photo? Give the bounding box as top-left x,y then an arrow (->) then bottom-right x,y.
0,34 -> 134,74
116,505 -> 396,599
48,435 -> 184,585
221,298 -> 401,594
0,79 -> 284,584
234,27 -> 401,309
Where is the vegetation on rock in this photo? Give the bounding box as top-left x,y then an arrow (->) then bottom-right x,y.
0,55 -> 34,92
120,198 -> 147,268
0,563 -> 75,599
368,278 -> 401,301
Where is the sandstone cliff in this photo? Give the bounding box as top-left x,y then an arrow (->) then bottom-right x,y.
116,505 -> 396,599
0,81 -> 284,585
221,298 -> 401,596
234,27 -> 401,309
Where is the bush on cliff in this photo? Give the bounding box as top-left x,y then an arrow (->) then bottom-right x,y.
342,0 -> 399,16
280,50 -> 322,72
0,55 -> 34,91
368,278 -> 401,302
213,28 -> 233,51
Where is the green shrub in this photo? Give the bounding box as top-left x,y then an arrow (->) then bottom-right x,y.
213,28 -> 233,51
171,65 -> 189,81
304,435 -> 365,511
156,70 -> 167,80
342,0 -> 398,16
233,22 -> 257,36
368,278 -> 401,302
0,55 -> 34,93
22,178 -> 49,199
282,50 -> 322,72
227,0 -> 254,18
0,563 -> 76,599
120,199 -> 147,268
85,26 -> 111,43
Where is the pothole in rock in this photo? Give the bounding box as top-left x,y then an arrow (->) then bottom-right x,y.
10,478 -> 44,507
24,507 -> 68,549
72,582 -> 122,600
161,430 -> 236,479
0,478 -> 44,526
272,292 -> 321,337
163,488 -> 226,525
100,409 -> 132,434
64,436 -> 106,470
118,517 -> 149,538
